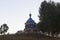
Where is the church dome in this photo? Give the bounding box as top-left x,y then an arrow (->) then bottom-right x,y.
26,13 -> 36,24
24,13 -> 37,32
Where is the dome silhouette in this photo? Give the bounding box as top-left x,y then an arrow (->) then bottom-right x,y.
26,14 -> 36,24
24,13 -> 37,32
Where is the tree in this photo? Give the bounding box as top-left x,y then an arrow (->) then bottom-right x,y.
37,0 -> 60,37
37,1 -> 48,33
0,24 -> 9,34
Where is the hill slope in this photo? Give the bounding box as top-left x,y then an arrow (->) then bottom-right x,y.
0,33 -> 60,40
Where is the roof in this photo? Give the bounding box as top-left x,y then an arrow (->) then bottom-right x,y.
25,14 -> 36,24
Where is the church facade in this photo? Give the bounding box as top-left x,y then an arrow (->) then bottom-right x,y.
24,13 -> 37,32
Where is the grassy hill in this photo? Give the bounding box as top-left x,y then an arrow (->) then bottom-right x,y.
0,33 -> 60,40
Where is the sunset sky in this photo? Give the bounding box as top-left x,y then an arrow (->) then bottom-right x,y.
0,0 -> 60,33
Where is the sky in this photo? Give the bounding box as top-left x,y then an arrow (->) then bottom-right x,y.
0,0 -> 60,34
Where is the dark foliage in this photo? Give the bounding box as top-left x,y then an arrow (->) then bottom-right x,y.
0,24 -> 9,34
37,1 -> 60,36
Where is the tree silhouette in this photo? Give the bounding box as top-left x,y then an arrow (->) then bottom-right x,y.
37,1 -> 60,37
0,24 -> 9,34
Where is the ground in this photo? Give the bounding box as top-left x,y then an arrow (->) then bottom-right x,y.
0,33 -> 60,40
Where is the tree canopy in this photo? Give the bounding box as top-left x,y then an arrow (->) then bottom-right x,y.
0,24 -> 9,34
37,1 -> 60,36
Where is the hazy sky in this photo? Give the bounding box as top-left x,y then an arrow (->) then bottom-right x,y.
0,0 -> 60,33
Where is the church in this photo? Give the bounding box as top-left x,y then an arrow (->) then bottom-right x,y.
24,13 -> 38,32
16,13 -> 38,34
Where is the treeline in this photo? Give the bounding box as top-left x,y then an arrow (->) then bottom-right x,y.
37,1 -> 60,37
